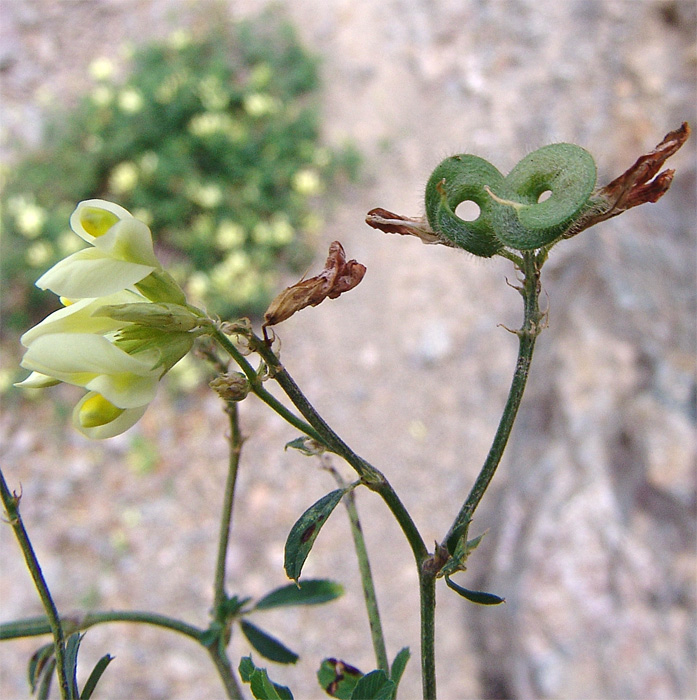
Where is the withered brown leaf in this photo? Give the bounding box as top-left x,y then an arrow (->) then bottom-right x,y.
566,122 -> 691,237
262,241 -> 366,334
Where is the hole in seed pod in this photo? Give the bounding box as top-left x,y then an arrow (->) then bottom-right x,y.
537,190 -> 552,203
455,200 -> 481,221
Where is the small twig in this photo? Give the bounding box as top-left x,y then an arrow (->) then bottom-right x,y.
0,469 -> 71,699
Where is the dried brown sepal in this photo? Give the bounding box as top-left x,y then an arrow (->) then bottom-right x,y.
262,241 -> 366,336
365,207 -> 455,246
566,122 -> 690,237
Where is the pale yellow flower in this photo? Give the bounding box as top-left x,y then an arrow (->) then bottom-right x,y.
89,57 -> 115,81
109,162 -> 139,194
118,88 -> 144,113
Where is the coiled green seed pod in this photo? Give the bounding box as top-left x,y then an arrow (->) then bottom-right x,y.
490,143 -> 597,250
425,144 -> 597,255
424,155 -> 505,258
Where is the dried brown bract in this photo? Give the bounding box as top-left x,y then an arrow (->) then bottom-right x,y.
365,207 -> 452,246
566,122 -> 691,237
262,241 -> 366,338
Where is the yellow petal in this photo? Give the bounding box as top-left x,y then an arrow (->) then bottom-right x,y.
77,392 -> 125,428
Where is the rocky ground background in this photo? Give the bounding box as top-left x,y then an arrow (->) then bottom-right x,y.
1,1 -> 696,699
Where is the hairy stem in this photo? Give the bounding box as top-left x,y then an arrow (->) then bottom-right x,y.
213,402 -> 243,613
0,469 -> 70,699
210,400 -> 246,700
443,250 -> 544,546
419,570 -> 437,700
328,464 -> 389,674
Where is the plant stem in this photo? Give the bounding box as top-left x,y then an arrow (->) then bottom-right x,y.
0,469 -> 71,700
213,401 -> 243,614
443,250 -> 544,545
419,570 -> 437,700
0,611 -> 205,642
210,400 -> 246,700
207,642 -> 245,700
212,327 -> 324,444
327,464 -> 389,674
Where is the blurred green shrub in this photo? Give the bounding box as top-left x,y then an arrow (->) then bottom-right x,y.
1,10 -> 359,332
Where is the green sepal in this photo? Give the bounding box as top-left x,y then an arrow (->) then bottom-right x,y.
284,437 -> 325,456
284,488 -> 348,582
317,658 -> 363,699
445,575 -> 505,605
350,670 -> 395,700
94,301 -> 206,332
80,654 -> 114,699
254,580 -> 344,610
240,619 -> 299,665
239,656 -> 294,700
221,594 -> 253,617
134,268 -> 187,305
440,528 -> 487,578
445,520 -> 470,556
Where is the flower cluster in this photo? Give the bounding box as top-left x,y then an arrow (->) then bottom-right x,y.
17,200 -> 207,438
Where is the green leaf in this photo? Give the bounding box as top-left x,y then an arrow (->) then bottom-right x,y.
239,656 -> 294,700
239,655 -> 255,682
255,579 -> 344,610
350,670 -> 395,700
37,658 -> 56,700
240,620 -> 299,664
390,647 -> 410,690
445,575 -> 505,605
63,632 -> 83,699
28,643 -> 55,693
317,658 -> 363,699
80,654 -> 114,699
284,489 -> 346,582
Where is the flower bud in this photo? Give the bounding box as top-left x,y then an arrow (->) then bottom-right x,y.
210,373 -> 251,402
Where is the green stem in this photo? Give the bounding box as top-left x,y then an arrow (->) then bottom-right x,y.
210,400 -> 246,700
0,611 -> 205,642
419,571 -> 437,700
328,465 -> 389,674
213,402 -> 243,613
0,610 -> 243,700
207,643 -> 244,700
443,250 -> 543,545
0,469 -> 71,699
212,328 -> 324,444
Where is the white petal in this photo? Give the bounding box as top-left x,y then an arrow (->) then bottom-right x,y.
21,290 -> 147,347
14,371 -> 61,389
86,371 -> 159,408
36,247 -> 155,298
70,200 -> 133,243
21,333 -> 157,378
93,218 -> 160,267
